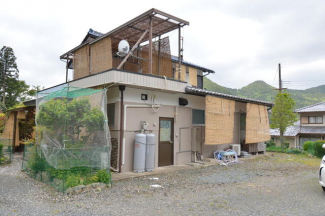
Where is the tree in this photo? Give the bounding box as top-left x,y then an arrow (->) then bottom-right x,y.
36,98 -> 105,146
270,91 -> 298,149
0,46 -> 38,109
0,46 -> 19,105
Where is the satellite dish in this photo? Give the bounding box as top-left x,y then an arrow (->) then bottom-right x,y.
118,40 -> 130,55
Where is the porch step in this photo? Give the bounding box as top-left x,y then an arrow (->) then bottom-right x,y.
186,162 -> 205,166
203,158 -> 215,163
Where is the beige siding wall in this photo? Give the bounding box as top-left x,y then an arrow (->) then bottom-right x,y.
189,67 -> 197,86
274,137 -> 296,148
175,63 -> 198,86
246,103 -> 270,143
205,96 -> 235,145
90,37 -> 113,74
73,45 -> 90,79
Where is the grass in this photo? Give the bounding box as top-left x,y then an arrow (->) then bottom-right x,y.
271,152 -> 320,167
266,146 -> 303,155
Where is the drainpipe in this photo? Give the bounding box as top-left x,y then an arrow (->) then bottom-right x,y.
118,85 -> 125,173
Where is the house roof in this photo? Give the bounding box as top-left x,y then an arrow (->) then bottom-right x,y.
270,122 -> 300,137
61,8 -> 189,59
185,86 -> 274,106
171,56 -> 214,73
295,101 -> 325,113
270,121 -> 325,137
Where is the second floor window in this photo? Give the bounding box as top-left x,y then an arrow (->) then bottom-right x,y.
308,116 -> 323,124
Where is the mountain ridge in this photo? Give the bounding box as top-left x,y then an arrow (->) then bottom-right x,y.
203,77 -> 325,108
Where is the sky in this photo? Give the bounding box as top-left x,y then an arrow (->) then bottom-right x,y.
1,0 -> 325,90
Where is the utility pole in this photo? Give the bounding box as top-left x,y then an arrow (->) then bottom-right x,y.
275,63 -> 286,92
278,63 -> 282,92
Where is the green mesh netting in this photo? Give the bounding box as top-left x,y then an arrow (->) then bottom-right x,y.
35,87 -> 111,170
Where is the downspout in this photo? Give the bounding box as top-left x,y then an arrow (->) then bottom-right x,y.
118,85 -> 125,173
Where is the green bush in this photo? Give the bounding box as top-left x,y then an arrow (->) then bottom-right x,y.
95,170 -> 111,184
65,174 -> 81,188
303,141 -> 313,152
0,143 -> 3,156
284,143 -> 289,149
303,141 -> 315,155
266,139 -> 275,148
313,140 -> 325,158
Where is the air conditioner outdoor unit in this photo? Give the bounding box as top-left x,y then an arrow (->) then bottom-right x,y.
230,144 -> 241,156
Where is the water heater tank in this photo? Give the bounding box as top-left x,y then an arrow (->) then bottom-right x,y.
145,133 -> 155,172
133,133 -> 146,173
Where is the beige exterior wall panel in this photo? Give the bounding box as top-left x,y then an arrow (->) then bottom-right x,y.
205,96 -> 236,145
90,37 -> 112,74
246,103 -> 270,143
73,45 -> 90,79
188,67 -> 197,86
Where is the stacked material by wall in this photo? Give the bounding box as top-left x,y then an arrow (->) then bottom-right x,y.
73,45 -> 90,79
245,103 -> 270,143
205,96 -> 235,145
90,37 -> 113,74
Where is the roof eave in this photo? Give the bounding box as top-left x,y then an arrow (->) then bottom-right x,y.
185,87 -> 273,107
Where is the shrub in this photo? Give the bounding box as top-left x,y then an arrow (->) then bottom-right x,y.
266,140 -> 275,148
95,170 -> 111,184
0,143 -> 3,156
303,141 -> 315,155
303,141 -> 313,151
284,143 -> 289,149
313,140 -> 325,158
65,174 -> 81,188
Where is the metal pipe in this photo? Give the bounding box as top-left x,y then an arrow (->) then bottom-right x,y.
149,16 -> 153,74
178,25 -> 181,80
118,85 -> 125,173
158,36 -> 161,75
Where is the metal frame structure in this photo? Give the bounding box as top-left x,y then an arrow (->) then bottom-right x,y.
60,8 -> 189,78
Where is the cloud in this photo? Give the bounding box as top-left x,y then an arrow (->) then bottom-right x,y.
0,0 -> 324,90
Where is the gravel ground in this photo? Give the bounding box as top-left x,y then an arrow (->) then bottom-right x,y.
1,153 -> 325,216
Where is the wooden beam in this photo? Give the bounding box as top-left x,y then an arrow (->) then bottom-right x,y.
117,28 -> 149,70
149,17 -> 153,74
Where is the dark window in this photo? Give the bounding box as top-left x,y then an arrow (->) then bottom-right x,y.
192,109 -> 205,124
308,116 -> 323,124
197,76 -> 203,89
107,103 -> 115,126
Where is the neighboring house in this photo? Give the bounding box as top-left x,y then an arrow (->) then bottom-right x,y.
38,8 -> 273,173
270,102 -> 325,149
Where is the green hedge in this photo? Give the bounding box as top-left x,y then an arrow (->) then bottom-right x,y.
303,140 -> 325,158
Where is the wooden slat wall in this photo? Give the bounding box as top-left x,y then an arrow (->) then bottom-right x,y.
2,112 -> 19,146
90,37 -> 113,74
189,66 -> 197,86
205,96 -> 235,145
245,103 -> 270,144
140,37 -> 173,78
73,45 -> 90,79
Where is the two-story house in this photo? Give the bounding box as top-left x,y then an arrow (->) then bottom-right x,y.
32,8 -> 272,173
271,102 -> 325,149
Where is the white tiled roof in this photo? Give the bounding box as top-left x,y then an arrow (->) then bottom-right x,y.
295,102 -> 325,113
270,121 -> 325,136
